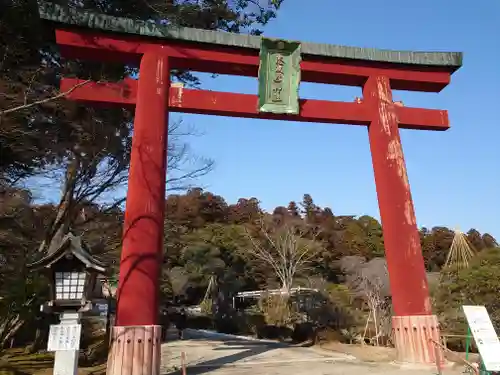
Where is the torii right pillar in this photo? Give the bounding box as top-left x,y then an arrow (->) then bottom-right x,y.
364,75 -> 440,364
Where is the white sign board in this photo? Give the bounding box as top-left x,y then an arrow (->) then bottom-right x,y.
47,324 -> 82,352
95,303 -> 108,317
463,305 -> 500,371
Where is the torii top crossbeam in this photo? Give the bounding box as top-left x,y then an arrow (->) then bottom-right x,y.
40,3 -> 462,78
41,3 -> 462,131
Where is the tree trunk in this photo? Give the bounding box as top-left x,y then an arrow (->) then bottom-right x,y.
38,155 -> 80,255
362,309 -> 370,344
0,315 -> 24,349
27,316 -> 46,354
105,296 -> 112,346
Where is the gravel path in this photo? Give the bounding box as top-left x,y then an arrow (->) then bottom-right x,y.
160,329 -> 461,375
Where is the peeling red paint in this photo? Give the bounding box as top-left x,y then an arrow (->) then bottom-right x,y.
375,76 -> 397,136
170,83 -> 184,107
365,75 -> 440,363
404,199 -> 417,226
363,75 -> 432,318
386,139 -> 410,190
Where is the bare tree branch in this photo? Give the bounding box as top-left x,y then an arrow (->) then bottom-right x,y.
244,217 -> 322,293
352,263 -> 388,346
0,80 -> 91,117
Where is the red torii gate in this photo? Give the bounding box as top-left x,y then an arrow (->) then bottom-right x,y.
39,3 -> 462,374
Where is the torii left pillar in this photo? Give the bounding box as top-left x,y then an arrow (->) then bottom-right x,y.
106,51 -> 170,375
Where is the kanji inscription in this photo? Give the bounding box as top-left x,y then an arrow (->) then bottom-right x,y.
258,38 -> 301,114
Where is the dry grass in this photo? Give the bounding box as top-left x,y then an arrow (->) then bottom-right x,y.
320,342 -> 397,362
0,348 -> 106,375
320,341 -> 481,369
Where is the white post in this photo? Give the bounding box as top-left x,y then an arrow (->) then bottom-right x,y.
50,312 -> 81,375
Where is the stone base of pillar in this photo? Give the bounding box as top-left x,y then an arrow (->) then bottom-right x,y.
106,325 -> 162,375
392,315 -> 443,365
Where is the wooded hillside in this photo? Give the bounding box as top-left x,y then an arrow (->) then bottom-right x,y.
1,0 -> 498,361
1,185 -> 498,350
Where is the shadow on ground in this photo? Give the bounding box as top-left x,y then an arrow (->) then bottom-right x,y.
163,330 -> 287,375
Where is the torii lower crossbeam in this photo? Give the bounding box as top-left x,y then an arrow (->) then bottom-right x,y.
61,78 -> 449,131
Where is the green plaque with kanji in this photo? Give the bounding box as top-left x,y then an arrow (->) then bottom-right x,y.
258,38 -> 301,115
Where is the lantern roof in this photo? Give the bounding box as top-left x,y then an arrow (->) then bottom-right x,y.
28,233 -> 108,274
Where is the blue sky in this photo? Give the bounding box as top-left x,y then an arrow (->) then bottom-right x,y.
175,0 -> 500,238
32,0 -> 500,238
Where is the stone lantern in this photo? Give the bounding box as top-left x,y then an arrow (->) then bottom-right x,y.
28,233 -> 109,375
28,233 -> 108,311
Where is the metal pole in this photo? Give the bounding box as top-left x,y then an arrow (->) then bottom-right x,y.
466,326 -> 471,362
181,351 -> 187,375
